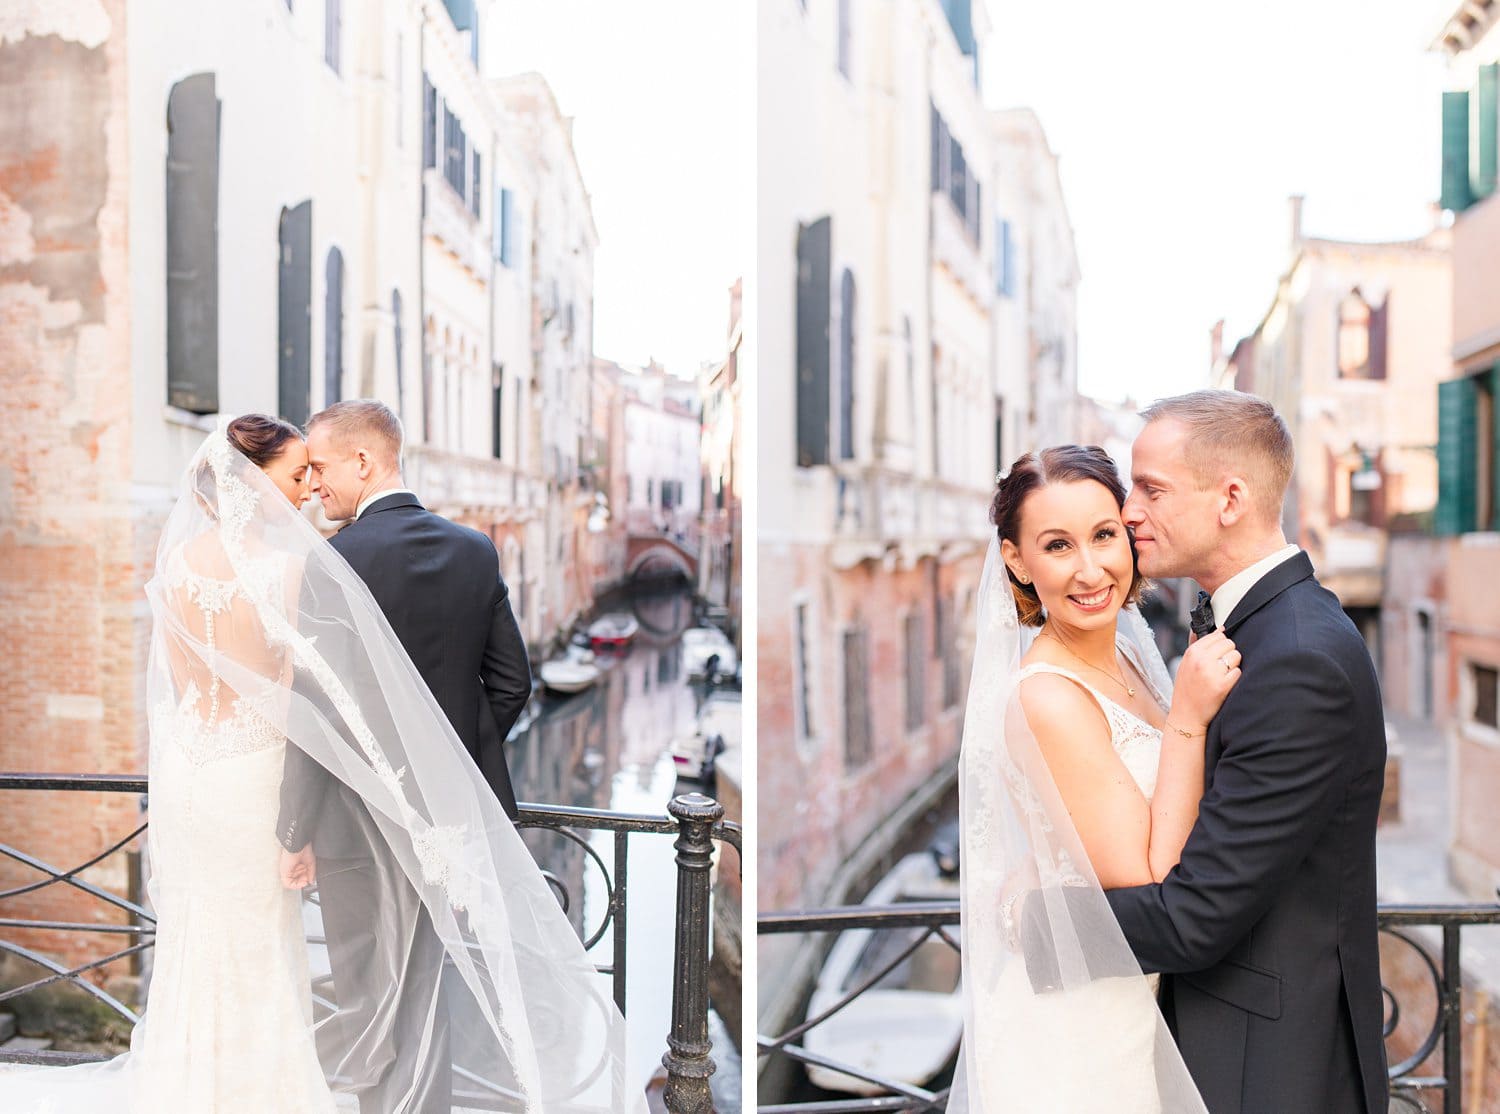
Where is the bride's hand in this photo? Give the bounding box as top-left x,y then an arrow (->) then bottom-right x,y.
1168,630 -> 1241,734
280,845 -> 317,890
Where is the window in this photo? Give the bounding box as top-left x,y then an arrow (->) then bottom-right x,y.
837,0 -> 851,79
443,104 -> 468,201
471,151 -> 482,218
1337,290 -> 1388,380
501,361 -> 513,458
843,625 -> 872,767
1436,368 -> 1500,535
324,0 -> 341,74
277,201 -> 313,427
905,611 -> 926,731
995,218 -> 1015,297
165,73 -> 221,415
422,76 -> 437,170
930,104 -> 981,243
795,216 -> 832,467
494,186 -> 515,264
838,269 -> 856,460
324,247 -> 344,408
392,289 -> 405,408
794,601 -> 816,743
994,396 -> 1006,476
1475,663 -> 1499,730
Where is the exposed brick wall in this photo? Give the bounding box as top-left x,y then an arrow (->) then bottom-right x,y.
0,2 -> 139,976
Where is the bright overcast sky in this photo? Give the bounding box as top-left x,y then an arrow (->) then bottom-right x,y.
488,1 -> 748,379
982,0 -> 1460,405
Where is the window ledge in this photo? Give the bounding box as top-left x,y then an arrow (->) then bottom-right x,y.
1460,720 -> 1500,749
162,406 -> 218,433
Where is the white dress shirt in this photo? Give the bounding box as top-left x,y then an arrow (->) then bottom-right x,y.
1209,543 -> 1301,630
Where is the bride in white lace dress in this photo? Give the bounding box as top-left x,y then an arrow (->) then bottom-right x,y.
1,416 -> 643,1112
947,446 -> 1242,1114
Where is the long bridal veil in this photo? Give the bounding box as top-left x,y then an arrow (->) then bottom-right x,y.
2,423 -> 643,1112
946,539 -> 1206,1113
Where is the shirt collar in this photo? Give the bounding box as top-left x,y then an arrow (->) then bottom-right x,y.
356,487 -> 416,520
1209,544 -> 1300,630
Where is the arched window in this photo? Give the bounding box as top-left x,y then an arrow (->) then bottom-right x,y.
324,248 -> 344,407
1337,290 -> 1371,378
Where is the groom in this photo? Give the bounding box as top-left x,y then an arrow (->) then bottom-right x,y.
1105,390 -> 1388,1114
277,399 -> 533,1113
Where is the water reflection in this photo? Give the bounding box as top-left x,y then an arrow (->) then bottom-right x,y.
506,589 -> 740,1109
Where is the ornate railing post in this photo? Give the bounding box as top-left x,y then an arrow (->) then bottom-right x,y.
662,792 -> 723,1114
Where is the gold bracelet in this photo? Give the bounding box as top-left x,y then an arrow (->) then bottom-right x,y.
1165,720 -> 1206,738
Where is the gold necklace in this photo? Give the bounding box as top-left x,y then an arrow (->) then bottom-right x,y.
1039,626 -> 1137,698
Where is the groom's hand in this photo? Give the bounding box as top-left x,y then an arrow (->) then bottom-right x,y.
280,844 -> 317,889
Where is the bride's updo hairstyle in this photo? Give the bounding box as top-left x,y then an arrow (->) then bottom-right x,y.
225,414 -> 303,467
990,445 -> 1144,627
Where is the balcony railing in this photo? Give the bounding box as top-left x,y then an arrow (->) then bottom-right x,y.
0,774 -> 740,1114
757,899 -> 1500,1113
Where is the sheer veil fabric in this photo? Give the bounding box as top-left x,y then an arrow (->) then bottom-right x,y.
946,539 -> 1206,1113
0,423 -> 643,1112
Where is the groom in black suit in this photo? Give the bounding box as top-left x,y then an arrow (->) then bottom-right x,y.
1106,390 -> 1388,1114
277,399 -> 532,1113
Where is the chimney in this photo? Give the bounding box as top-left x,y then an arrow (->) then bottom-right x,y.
1289,194 -> 1305,250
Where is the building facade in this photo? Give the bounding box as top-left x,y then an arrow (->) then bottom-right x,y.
699,280 -> 745,632
0,0 -> 601,969
1432,2 -> 1500,896
756,0 -> 1079,1044
1219,197 -> 1452,659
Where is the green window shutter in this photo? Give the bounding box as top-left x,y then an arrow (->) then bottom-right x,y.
1443,90 -> 1475,212
1476,64 -> 1499,200
1436,376 -> 1478,535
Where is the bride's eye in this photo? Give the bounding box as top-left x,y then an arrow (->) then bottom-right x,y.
1096,527 -> 1118,542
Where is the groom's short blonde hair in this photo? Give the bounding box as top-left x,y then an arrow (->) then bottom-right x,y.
307,400 -> 404,468
1142,390 -> 1293,522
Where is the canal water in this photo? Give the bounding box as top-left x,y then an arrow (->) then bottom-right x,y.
507,587 -> 742,1111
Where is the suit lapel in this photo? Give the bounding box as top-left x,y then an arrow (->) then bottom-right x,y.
1221,551 -> 1314,635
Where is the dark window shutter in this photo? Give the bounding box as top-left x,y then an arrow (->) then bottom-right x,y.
905,611 -> 926,731
165,73 -> 221,415
277,201 -> 313,429
1443,90 -> 1475,212
500,188 -> 514,265
324,247 -> 344,408
930,103 -> 941,190
471,151 -> 482,217
324,0 -> 341,73
1477,63 -> 1499,201
839,268 -> 856,460
795,216 -> 832,468
843,626 -> 871,767
1367,296 -> 1388,381
1436,375 -> 1478,535
837,0 -> 851,78
492,363 -> 503,458
994,395 -> 1005,475
392,289 -> 405,408
422,76 -> 436,170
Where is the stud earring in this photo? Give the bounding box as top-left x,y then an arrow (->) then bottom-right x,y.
1018,572 -> 1030,585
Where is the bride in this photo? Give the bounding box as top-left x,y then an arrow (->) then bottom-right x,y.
947,445 -> 1240,1113
1,415 -> 642,1112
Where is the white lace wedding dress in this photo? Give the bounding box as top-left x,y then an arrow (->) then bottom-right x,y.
975,660 -> 1168,1113
0,545 -> 338,1113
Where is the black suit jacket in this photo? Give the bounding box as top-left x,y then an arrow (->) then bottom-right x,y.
1106,553 -> 1388,1114
278,492 -> 532,854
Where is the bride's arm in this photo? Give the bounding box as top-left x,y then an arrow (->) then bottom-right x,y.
1020,674 -> 1155,889
1146,630 -> 1241,881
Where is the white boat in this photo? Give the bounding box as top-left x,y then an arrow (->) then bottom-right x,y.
802,849 -> 963,1095
669,691 -> 741,780
538,651 -> 601,695
587,612 -> 640,650
680,626 -> 738,681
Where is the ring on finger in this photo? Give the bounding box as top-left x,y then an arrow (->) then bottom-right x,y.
1220,656 -> 1233,672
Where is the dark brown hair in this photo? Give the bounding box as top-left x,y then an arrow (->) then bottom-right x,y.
226,414 -> 303,467
990,445 -> 1144,626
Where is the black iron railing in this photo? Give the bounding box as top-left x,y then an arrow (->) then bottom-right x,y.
757,900 -> 1500,1113
0,774 -> 740,1114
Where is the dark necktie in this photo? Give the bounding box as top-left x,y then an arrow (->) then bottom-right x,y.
1189,590 -> 1216,637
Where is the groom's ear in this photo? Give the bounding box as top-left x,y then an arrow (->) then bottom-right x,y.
1218,475 -> 1252,527
354,448 -> 375,480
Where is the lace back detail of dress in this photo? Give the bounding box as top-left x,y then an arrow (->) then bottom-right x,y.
1014,661 -> 1163,801
153,548 -> 288,766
